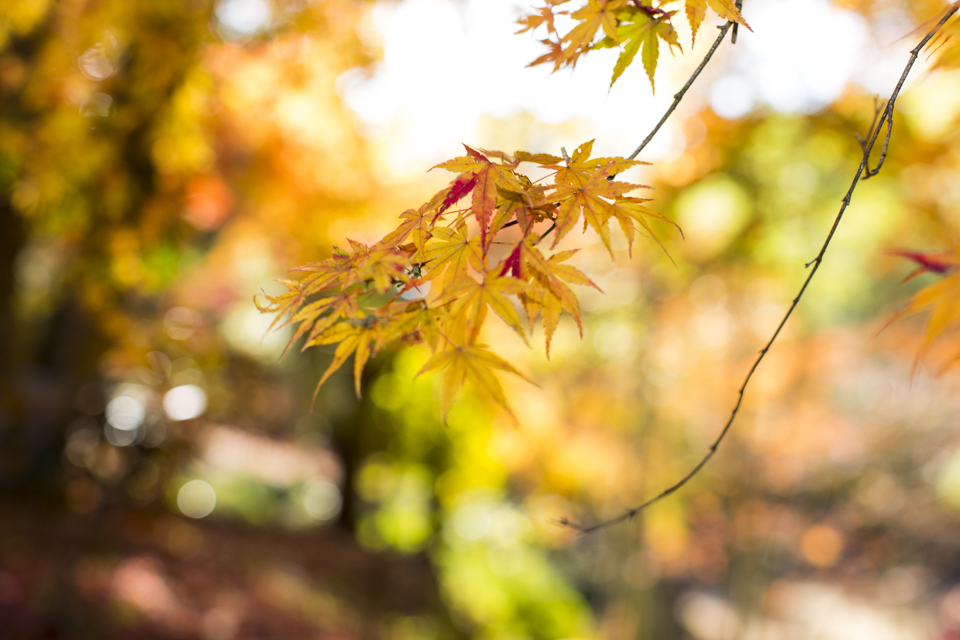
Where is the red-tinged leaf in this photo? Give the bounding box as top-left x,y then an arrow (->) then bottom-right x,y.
437,173 -> 478,221
889,249 -> 960,282
433,145 -> 526,250
522,243 -> 592,343
500,242 -> 524,279
464,144 -> 489,162
473,164 -> 498,249
887,245 -> 960,369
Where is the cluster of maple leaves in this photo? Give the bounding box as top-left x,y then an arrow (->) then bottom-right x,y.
517,0 -> 749,89
257,1 -> 753,423
257,142 -> 678,422
260,0 -> 960,424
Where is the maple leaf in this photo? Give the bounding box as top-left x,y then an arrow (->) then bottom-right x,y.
560,0 -> 626,68
378,299 -> 444,352
306,313 -> 384,399
433,145 -> 525,250
550,139 -> 642,185
295,240 -> 410,294
685,0 -> 750,44
890,246 -> 960,367
261,138 -> 669,419
420,220 -> 483,288
685,0 -> 706,43
267,288 -> 360,358
519,286 -> 564,358
610,196 -> 682,258
516,5 -> 560,36
379,207 -> 437,259
544,142 -> 647,255
515,151 -> 564,165
418,343 -> 536,425
438,173 -> 480,221
527,38 -> 566,70
433,273 -> 532,345
607,11 -> 681,90
491,176 -> 548,237
513,242 -> 600,355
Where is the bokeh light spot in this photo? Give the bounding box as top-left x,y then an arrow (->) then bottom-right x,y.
177,480 -> 217,519
216,0 -> 271,35
163,385 -> 208,421
106,395 -> 146,431
800,524 -> 843,567
302,480 -> 342,521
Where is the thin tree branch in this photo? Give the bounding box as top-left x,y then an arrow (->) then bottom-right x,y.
627,18 -> 737,161
732,0 -> 742,44
562,6 -> 959,534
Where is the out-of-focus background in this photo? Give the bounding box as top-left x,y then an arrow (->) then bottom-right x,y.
3,0 -> 960,638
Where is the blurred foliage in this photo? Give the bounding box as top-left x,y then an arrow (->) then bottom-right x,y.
4,1 -> 960,640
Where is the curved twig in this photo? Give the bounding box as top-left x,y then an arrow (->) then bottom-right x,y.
564,5 -> 959,534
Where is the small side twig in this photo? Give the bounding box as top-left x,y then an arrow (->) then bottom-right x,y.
855,97 -> 894,178
564,5 -> 959,534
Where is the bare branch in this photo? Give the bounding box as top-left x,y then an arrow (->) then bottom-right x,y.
565,5 -> 960,534
732,0 -> 743,44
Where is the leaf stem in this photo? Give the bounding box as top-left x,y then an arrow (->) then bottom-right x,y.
565,5 -> 960,534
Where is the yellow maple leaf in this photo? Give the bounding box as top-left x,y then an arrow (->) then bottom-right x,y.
685,0 -> 750,44
420,220 -> 483,288
560,0 -> 626,68
433,273 -> 532,345
418,343 -> 537,424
